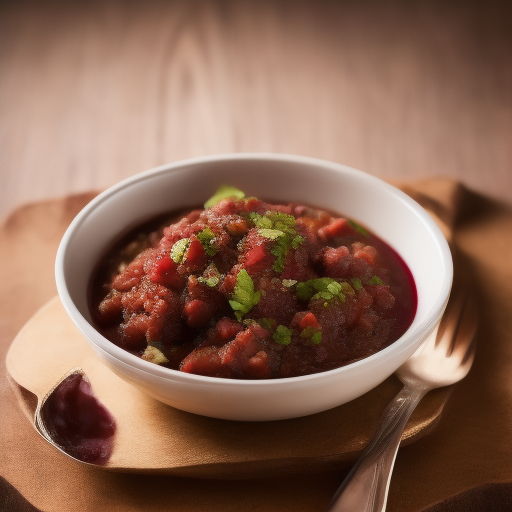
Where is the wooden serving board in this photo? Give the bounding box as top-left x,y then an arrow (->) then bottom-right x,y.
6,296 -> 451,479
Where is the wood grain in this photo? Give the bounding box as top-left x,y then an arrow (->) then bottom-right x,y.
1,0 -> 511,221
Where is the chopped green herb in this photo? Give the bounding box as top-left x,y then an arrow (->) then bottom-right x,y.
259,228 -> 284,240
348,219 -> 369,236
296,278 -> 348,304
204,185 -> 245,208
292,235 -> 305,249
257,318 -> 277,330
300,326 -> 323,346
248,212 -> 305,273
228,269 -> 261,321
327,281 -> 342,295
249,212 -> 273,229
271,236 -> 290,273
197,275 -> 220,287
141,346 -> 169,365
296,278 -> 335,300
300,326 -> 315,338
170,238 -> 190,264
267,212 -> 297,231
198,263 -> 221,287
340,282 -> 356,296
311,331 -> 322,345
197,227 -> 217,256
351,278 -> 363,291
273,325 -> 292,345
282,279 -> 297,288
367,276 -> 385,286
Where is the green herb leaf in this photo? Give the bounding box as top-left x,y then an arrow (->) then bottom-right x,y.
296,278 -> 335,301
271,235 -> 290,273
295,282 -> 315,301
292,235 -> 305,249
249,213 -> 273,229
259,228 -> 284,240
257,318 -> 277,330
311,331 -> 322,345
300,326 -> 316,338
296,278 -> 349,304
340,282 -> 356,296
348,219 -> 369,236
300,326 -> 322,346
327,281 -> 342,295
170,238 -> 190,264
266,212 -> 297,231
198,263 -> 221,287
282,279 -> 297,288
229,269 -> 261,321
204,185 -> 245,209
141,346 -> 169,365
351,278 -> 363,291
249,211 -> 304,273
197,227 -> 217,256
273,325 -> 292,345
197,275 -> 220,287
367,276 -> 385,286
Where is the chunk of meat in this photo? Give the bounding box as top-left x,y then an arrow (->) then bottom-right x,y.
183,299 -> 216,329
148,255 -> 183,289
112,257 -> 144,291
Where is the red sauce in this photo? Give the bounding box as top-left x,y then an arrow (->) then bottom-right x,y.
90,190 -> 417,379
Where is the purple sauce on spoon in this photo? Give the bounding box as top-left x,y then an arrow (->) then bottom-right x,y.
41,372 -> 116,465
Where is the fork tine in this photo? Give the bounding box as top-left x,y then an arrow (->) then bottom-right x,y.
436,288 -> 478,361
458,293 -> 478,366
441,291 -> 478,371
436,292 -> 466,356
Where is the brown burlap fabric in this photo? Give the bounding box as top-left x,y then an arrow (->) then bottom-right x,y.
1,179 -> 511,511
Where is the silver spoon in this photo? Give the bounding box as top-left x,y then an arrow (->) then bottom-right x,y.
328,291 -> 477,512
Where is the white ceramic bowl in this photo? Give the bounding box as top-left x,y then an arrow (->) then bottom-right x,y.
55,153 -> 452,421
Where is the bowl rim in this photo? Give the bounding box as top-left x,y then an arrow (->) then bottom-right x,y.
55,152 -> 453,388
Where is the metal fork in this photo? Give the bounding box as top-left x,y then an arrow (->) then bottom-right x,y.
328,292 -> 477,512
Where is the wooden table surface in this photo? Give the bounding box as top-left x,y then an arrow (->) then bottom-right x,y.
1,0 -> 511,219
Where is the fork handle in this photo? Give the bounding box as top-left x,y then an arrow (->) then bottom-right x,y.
327,385 -> 428,512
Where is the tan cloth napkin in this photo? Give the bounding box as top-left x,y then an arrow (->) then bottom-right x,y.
1,179 -> 512,511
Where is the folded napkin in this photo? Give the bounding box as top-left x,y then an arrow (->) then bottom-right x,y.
1,179 -> 511,512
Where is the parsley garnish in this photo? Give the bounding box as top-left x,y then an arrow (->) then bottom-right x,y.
204,185 -> 245,208
250,212 -> 305,273
141,346 -> 169,365
258,228 -> 283,240
311,331 -> 322,345
351,278 -> 363,291
367,276 -> 386,286
250,213 -> 272,229
170,238 -> 190,264
228,269 -> 261,321
197,227 -> 217,256
273,325 -> 292,345
270,237 -> 289,273
197,275 -> 220,287
296,278 -> 354,306
257,318 -> 277,330
197,263 -> 221,287
300,326 -> 322,346
291,235 -> 305,249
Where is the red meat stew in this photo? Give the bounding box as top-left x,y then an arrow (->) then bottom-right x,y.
90,185 -> 417,379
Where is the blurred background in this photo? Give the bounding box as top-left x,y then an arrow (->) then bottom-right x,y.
1,0 -> 511,220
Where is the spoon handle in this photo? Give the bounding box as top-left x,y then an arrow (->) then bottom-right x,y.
327,385 -> 427,512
